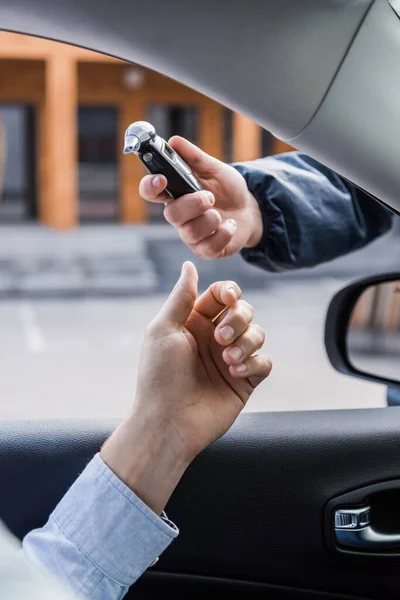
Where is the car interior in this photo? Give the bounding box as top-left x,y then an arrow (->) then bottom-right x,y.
0,0 -> 400,598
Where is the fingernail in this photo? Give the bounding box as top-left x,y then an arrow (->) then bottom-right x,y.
181,262 -> 188,276
235,363 -> 247,373
220,325 -> 234,341
228,286 -> 238,300
152,175 -> 162,187
208,192 -> 215,206
182,260 -> 192,273
181,261 -> 196,280
225,219 -> 237,233
229,346 -> 243,361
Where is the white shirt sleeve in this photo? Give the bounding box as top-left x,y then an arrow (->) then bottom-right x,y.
22,454 -> 178,600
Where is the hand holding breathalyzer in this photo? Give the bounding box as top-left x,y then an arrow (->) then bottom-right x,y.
124,124 -> 263,259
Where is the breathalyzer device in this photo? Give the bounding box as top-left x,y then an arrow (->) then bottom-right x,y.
123,121 -> 202,198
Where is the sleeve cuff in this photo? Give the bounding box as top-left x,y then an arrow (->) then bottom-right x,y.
50,454 -> 178,587
231,163 -> 274,266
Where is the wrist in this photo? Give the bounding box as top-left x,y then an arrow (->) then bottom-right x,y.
100,410 -> 190,515
244,191 -> 263,248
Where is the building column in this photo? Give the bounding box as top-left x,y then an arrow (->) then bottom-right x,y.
349,287 -> 374,328
273,138 -> 295,154
384,282 -> 400,332
199,101 -> 224,160
120,93 -> 147,223
232,113 -> 261,162
40,54 -> 77,228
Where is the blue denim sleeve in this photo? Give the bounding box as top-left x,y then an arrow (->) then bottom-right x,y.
22,454 -> 178,600
233,153 -> 394,272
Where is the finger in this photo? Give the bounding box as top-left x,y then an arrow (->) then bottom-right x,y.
222,324 -> 265,365
214,300 -> 254,346
168,136 -> 221,177
149,261 -> 198,335
139,174 -> 170,203
194,280 -> 242,320
178,210 -> 222,245
164,190 -> 215,227
229,355 -> 273,386
191,219 -> 237,259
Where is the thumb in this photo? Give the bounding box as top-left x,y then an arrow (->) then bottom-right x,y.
153,261 -> 198,334
169,136 -> 220,178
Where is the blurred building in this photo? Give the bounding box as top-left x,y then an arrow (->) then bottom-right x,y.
0,32 -> 292,229
350,282 -> 400,333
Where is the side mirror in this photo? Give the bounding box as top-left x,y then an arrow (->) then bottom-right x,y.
325,273 -> 400,395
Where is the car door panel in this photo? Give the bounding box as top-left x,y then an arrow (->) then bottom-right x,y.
133,572 -> 366,599
1,411 -> 400,599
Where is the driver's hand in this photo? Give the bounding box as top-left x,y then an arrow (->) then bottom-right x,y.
135,260 -> 271,457
101,262 -> 271,514
139,137 -> 263,259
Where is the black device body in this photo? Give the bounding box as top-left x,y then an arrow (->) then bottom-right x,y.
123,121 -> 202,199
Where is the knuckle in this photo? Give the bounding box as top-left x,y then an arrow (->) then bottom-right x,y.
199,209 -> 221,236
199,244 -> 218,259
265,356 -> 273,373
236,310 -> 249,330
254,324 -> 266,344
239,300 -> 254,319
138,182 -> 147,199
181,287 -> 197,306
182,221 -> 200,244
140,177 -> 154,200
247,305 -> 255,321
241,328 -> 264,354
209,208 -> 222,227
197,191 -> 211,212
164,204 -> 179,226
145,320 -> 159,339
188,243 -> 205,259
200,235 -> 225,259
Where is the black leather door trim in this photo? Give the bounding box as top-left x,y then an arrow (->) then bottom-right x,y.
131,571 -> 370,600
1,411 -> 400,598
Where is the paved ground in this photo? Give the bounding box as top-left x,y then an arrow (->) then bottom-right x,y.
0,279 -> 387,420
0,222 -> 398,419
0,221 -> 399,297
349,330 -> 400,380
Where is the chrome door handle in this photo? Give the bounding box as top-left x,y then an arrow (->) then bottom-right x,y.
335,506 -> 400,552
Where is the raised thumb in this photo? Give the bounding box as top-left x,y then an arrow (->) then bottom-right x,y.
155,261 -> 198,332
168,136 -> 220,177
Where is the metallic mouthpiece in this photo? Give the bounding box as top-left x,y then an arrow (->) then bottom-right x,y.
123,134 -> 141,154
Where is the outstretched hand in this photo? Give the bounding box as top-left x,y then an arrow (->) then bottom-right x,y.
101,262 -> 271,514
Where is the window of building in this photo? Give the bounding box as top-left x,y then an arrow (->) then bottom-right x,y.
0,105 -> 36,222
78,106 -> 119,223
261,129 -> 274,157
223,110 -> 275,163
